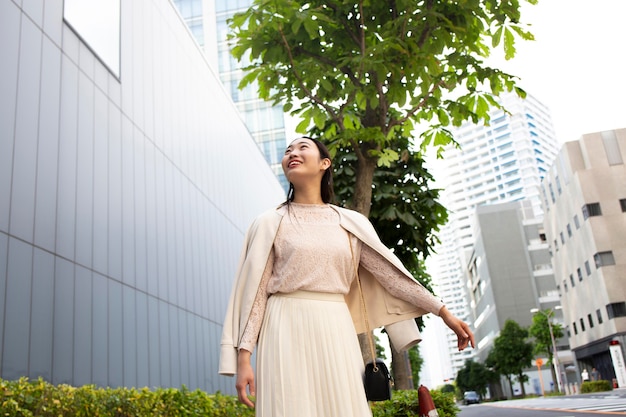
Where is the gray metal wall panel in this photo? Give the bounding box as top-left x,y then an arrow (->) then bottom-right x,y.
29,248 -> 55,380
1,0 -> 284,394
3,238 -> 33,377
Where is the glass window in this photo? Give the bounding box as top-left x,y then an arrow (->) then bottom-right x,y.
620,198 -> 626,212
573,322 -> 578,335
607,302 -> 626,319
574,214 -> 580,229
588,314 -> 594,328
577,268 -> 583,282
567,224 -> 572,237
569,274 -> 575,287
560,232 -> 565,244
585,261 -> 591,276
582,202 -> 602,219
594,251 -> 616,268
597,309 -> 603,324
580,318 -> 585,332
63,0 -> 121,77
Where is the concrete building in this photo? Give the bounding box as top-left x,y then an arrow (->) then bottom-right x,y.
541,128 -> 626,387
466,200 -> 572,395
422,92 -> 560,385
0,0 -> 284,393
173,0 -> 290,189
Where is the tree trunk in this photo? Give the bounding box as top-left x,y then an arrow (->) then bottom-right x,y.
390,340 -> 414,390
548,353 -> 559,393
351,146 -> 377,216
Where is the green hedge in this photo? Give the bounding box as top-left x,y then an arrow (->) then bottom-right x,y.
580,380 -> 613,393
0,378 -> 254,417
1,378 -> 457,417
371,389 -> 459,417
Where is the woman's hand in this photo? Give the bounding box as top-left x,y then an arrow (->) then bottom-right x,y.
438,306 -> 475,351
236,349 -> 255,408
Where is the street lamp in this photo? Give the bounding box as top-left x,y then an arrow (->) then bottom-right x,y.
531,306 -> 562,393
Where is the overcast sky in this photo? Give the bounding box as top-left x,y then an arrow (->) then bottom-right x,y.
489,0 -> 625,143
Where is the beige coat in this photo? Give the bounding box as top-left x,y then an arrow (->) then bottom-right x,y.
218,204 -> 437,376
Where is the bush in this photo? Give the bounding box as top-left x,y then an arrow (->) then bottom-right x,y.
1,378 -> 459,417
580,380 -> 613,393
0,377 -> 255,417
371,389 -> 459,417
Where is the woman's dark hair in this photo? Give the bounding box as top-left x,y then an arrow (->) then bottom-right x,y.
285,136 -> 334,204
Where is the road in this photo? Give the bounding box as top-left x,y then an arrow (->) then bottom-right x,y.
458,389 -> 626,416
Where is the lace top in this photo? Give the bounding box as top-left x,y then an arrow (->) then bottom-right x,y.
238,203 -> 444,352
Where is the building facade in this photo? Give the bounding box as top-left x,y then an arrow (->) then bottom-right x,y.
466,200 -> 572,395
173,0 -> 290,189
541,128 -> 626,387
0,0 -> 284,393
423,92 -> 560,384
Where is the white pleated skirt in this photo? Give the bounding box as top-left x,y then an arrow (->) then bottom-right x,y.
256,290 -> 372,417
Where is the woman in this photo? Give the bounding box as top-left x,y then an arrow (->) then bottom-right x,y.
219,136 -> 474,416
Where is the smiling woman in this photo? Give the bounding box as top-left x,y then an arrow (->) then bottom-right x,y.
219,136 -> 475,417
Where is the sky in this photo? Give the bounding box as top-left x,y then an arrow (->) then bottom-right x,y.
488,0 -> 626,143
419,0 -> 626,388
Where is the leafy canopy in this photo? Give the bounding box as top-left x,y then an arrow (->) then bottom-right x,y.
229,0 -> 536,158
529,309 -> 564,363
486,319 -> 534,396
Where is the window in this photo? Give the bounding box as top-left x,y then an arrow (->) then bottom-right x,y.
560,232 -> 565,244
549,183 -> 556,203
585,261 -> 591,276
574,214 -> 580,229
607,302 -> 626,319
621,198 -> 626,212
588,314 -> 594,328
582,203 -> 602,219
594,251 -> 616,268
573,322 -> 578,335
567,224 -> 572,238
597,309 -> 603,324
580,318 -> 586,332
63,0 -> 121,77
577,268 -> 583,282
563,280 -> 568,292
569,274 -> 575,287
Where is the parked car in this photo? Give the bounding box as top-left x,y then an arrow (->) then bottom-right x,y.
463,391 -> 480,405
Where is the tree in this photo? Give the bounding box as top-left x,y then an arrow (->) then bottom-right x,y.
529,309 -> 564,392
229,0 -> 535,215
487,320 -> 534,397
229,0 -> 536,389
456,359 -> 496,399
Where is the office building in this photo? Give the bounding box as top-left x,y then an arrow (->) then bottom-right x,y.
173,0 -> 290,189
466,200 -> 572,394
0,0 -> 284,393
541,128 -> 626,387
422,92 -> 560,385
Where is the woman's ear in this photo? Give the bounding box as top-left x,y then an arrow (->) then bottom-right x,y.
321,158 -> 331,170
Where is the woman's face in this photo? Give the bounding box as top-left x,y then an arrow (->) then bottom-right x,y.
282,138 -> 330,183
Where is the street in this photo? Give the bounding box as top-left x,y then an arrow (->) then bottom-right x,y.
458,389 -> 626,416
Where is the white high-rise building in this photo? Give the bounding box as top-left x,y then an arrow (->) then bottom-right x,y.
422,92 -> 560,385
173,0 -> 290,190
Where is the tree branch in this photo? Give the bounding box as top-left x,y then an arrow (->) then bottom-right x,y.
277,26 -> 343,128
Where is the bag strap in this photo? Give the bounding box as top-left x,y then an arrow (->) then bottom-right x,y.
347,231 -> 379,371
